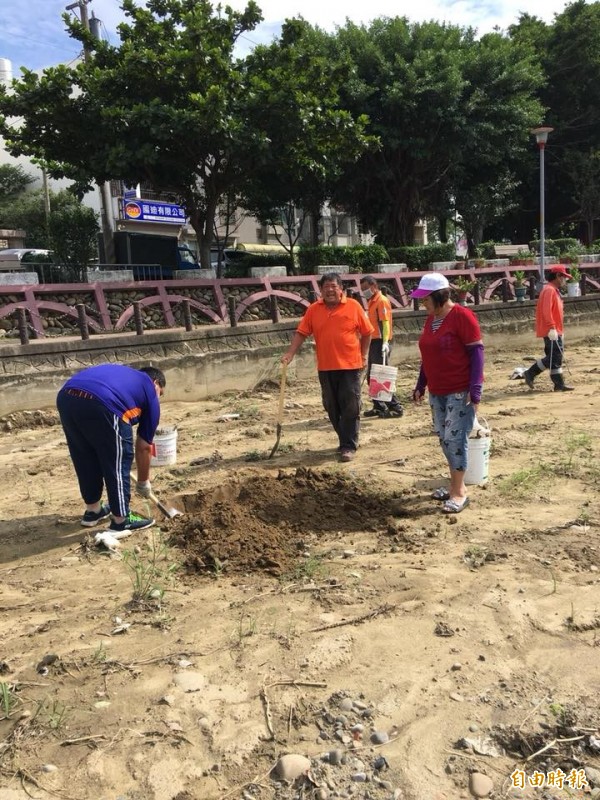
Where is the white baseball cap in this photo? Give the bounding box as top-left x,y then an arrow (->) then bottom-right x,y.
410,274 -> 450,298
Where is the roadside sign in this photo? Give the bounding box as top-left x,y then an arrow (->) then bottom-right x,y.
122,199 -> 186,224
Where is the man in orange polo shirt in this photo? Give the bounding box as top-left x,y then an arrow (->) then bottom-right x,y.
282,272 -> 373,462
360,275 -> 403,418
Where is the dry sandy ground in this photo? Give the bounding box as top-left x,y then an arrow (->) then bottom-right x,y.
1,335 -> 600,800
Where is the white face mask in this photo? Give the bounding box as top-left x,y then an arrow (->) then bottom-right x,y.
363,288 -> 373,300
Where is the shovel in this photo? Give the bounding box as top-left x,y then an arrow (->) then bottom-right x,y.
269,362 -> 288,459
131,473 -> 183,519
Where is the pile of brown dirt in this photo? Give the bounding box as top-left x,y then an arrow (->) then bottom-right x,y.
170,467 -> 403,576
0,409 -> 59,432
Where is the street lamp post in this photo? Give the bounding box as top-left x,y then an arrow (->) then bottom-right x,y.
531,126 -> 554,288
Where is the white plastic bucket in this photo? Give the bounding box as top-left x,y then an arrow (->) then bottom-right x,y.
368,364 -> 398,402
465,417 -> 491,485
151,425 -> 178,466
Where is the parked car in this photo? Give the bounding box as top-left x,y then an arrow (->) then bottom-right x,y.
0,248 -> 53,271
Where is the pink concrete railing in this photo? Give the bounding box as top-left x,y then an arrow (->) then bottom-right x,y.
1,264 -> 598,342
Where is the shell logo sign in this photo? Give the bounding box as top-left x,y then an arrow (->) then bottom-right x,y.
121,199 -> 186,224
124,202 -> 142,220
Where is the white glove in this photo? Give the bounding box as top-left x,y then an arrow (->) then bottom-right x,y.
94,532 -> 120,551
381,342 -> 390,358
547,328 -> 558,341
136,480 -> 152,499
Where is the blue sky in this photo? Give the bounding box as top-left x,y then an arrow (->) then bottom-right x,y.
0,0 -> 579,74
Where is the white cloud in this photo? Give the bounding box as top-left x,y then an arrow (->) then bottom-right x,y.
0,0 -> 585,73
229,0 -> 575,37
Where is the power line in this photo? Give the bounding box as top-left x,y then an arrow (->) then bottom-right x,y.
100,21 -> 113,44
238,33 -> 262,47
0,30 -> 79,55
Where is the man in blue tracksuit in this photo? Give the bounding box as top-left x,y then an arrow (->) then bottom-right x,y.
57,364 -> 165,531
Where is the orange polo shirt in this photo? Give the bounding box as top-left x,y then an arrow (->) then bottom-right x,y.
367,291 -> 393,341
297,296 -> 374,371
535,282 -> 564,337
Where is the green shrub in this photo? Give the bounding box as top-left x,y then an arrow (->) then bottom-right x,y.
529,238 -> 577,256
224,252 -> 294,277
477,241 -> 497,260
297,244 -> 389,275
387,243 -> 455,271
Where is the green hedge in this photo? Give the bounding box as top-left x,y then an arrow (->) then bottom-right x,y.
387,243 -> 455,271
224,252 -> 294,277
529,238 -> 579,256
225,242 -> 462,276
297,244 -> 389,274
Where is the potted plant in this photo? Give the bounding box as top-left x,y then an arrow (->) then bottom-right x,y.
513,270 -> 527,303
454,276 -> 476,305
567,265 -> 581,297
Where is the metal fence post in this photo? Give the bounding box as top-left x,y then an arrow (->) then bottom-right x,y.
76,303 -> 90,341
17,308 -> 29,345
473,281 -> 480,306
269,295 -> 280,324
133,301 -> 144,335
182,299 -> 193,332
581,273 -> 587,296
528,275 -> 536,300
501,278 -> 509,303
228,296 -> 237,327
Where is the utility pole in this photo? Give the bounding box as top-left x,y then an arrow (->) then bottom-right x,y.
41,166 -> 51,237
66,0 -> 115,264
65,0 -> 91,62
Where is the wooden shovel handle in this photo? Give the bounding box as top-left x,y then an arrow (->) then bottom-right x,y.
276,363 -> 288,425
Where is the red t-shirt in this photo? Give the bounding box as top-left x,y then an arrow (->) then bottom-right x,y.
418,304 -> 481,395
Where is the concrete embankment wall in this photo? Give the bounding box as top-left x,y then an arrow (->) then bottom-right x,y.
0,297 -> 598,416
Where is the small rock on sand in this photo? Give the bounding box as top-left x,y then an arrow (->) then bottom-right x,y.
370,730 -> 389,744
469,772 -> 493,798
274,754 -> 311,782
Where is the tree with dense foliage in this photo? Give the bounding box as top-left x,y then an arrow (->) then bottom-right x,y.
0,0 -> 264,268
0,187 -> 98,262
240,20 -> 371,270
0,189 -> 53,247
331,19 -> 543,248
49,201 -> 99,267
0,2 -> 369,270
451,31 -> 543,253
565,149 -> 600,245
331,18 -> 468,246
509,1 -> 600,243
0,164 -> 35,204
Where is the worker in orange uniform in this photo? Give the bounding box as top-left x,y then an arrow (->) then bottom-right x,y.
523,265 -> 574,392
360,275 -> 404,418
282,272 -> 373,462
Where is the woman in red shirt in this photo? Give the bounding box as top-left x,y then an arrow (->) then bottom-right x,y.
411,274 -> 484,513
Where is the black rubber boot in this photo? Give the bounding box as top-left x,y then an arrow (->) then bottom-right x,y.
364,405 -> 390,418
552,374 -> 574,391
523,362 -> 543,389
